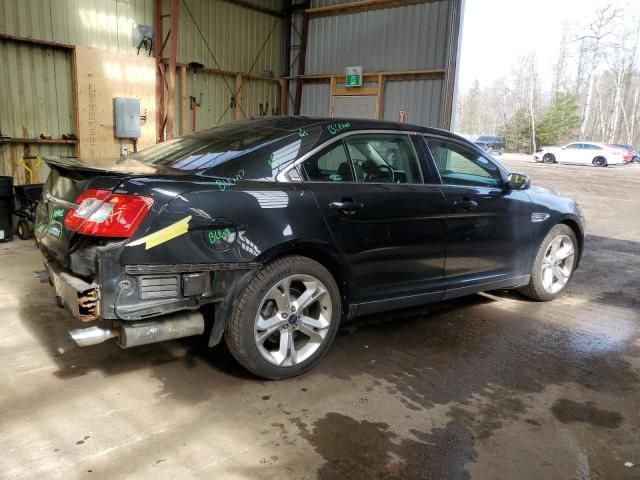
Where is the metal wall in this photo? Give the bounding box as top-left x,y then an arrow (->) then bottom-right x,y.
0,0 -> 154,52
306,1 -> 450,75
292,0 -> 458,129
174,0 -> 283,134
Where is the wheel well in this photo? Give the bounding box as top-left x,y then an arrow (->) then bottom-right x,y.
282,246 -> 354,320
559,219 -> 584,265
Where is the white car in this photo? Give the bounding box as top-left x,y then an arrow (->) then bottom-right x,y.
533,142 -> 623,167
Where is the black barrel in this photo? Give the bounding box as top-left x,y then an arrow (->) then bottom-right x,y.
0,176 -> 13,242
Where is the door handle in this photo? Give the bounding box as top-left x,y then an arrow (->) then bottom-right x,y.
454,198 -> 478,210
328,199 -> 364,215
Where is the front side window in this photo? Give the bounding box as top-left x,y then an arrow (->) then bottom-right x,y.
301,143 -> 354,182
427,138 -> 503,188
583,144 -> 602,150
344,134 -> 422,184
565,143 -> 583,150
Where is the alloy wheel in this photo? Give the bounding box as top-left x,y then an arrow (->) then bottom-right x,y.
541,234 -> 575,294
254,274 -> 332,367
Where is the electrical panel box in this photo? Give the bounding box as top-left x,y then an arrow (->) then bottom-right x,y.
113,97 -> 141,139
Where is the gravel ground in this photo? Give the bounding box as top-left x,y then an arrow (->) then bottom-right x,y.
0,155 -> 638,479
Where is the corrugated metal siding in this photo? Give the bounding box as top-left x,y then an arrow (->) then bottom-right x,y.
172,72 -> 279,136
0,0 -> 154,53
178,0 -> 282,74
0,41 -> 73,138
0,39 -> 73,182
383,79 -> 443,127
305,0 -> 450,74
299,83 -> 330,117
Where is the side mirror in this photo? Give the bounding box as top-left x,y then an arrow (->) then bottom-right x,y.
506,172 -> 531,190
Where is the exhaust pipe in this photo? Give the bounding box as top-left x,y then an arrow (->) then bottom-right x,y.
68,311 -> 204,348
69,326 -> 119,347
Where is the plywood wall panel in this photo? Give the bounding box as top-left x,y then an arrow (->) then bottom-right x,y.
75,46 -> 156,161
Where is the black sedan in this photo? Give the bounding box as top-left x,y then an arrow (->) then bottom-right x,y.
36,117 -> 585,379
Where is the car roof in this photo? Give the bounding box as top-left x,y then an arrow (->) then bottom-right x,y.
196,115 -> 463,141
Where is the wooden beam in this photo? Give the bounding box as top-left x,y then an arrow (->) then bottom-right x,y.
163,60 -> 279,83
376,73 -> 384,120
293,5 -> 310,115
0,138 -> 78,145
0,33 -> 73,50
220,0 -> 285,18
234,74 -> 243,121
286,69 -> 446,83
329,76 -> 337,117
306,0 -> 432,17
179,66 -> 188,135
279,78 -> 288,115
154,0 -> 164,142
333,86 -> 379,96
70,48 -> 80,157
165,0 -> 179,140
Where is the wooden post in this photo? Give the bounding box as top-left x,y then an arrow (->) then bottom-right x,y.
165,0 -> 179,140
329,76 -> 336,117
70,48 -> 80,156
235,74 -> 243,121
179,65 -> 188,135
376,73 -> 385,120
279,78 -> 288,115
293,5 -> 310,115
154,0 -> 164,142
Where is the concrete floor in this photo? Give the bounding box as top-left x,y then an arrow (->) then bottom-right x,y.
1,157 -> 639,480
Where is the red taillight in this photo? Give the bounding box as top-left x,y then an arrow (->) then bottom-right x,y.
64,189 -> 153,238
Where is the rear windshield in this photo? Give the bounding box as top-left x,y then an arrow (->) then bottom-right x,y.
129,121 -> 324,180
129,123 -> 290,170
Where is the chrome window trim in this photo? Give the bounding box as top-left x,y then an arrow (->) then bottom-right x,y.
276,129 -> 428,184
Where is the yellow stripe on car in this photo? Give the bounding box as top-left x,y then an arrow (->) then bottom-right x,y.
128,216 -> 192,250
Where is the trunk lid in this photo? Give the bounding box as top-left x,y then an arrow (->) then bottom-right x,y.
36,156 -> 180,271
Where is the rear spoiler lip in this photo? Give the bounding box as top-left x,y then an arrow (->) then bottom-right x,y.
43,155 -> 181,176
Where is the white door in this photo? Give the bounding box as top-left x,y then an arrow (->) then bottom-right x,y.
332,95 -> 377,119
560,143 -> 583,163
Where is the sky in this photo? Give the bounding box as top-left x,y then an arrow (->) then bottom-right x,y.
457,0 -> 632,93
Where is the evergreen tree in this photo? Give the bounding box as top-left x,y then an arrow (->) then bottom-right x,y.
536,93 -> 581,146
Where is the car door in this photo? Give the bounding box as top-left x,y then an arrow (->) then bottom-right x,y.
421,136 -> 533,299
560,143 -> 584,164
300,133 -> 448,312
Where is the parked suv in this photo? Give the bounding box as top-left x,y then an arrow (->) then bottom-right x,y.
474,135 -> 506,155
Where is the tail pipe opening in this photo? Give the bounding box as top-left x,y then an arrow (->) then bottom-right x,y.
68,311 -> 205,348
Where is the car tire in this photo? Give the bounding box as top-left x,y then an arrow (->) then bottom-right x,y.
518,224 -> 578,302
543,153 -> 555,164
593,156 -> 607,167
17,220 -> 31,240
224,255 -> 341,380
499,147 -> 505,155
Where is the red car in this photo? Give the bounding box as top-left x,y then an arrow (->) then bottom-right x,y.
610,144 -> 638,163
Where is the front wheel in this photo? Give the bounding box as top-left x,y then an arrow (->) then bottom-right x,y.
225,255 -> 341,379
518,224 -> 578,301
543,153 -> 555,164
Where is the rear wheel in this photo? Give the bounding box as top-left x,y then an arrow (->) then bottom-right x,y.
543,153 -> 556,164
225,255 -> 341,379
17,220 -> 31,240
519,224 -> 577,301
593,156 -> 607,167
498,147 -> 505,155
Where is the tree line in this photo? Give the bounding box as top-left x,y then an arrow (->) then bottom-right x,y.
455,3 -> 640,153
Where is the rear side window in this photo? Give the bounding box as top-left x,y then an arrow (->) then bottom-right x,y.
301,143 -> 354,182
427,138 -> 502,188
583,144 -> 602,150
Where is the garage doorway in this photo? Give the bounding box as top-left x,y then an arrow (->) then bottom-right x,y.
332,95 -> 377,119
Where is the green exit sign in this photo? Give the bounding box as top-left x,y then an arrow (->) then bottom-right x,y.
345,66 -> 362,87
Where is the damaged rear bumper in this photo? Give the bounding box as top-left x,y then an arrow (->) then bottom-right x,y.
46,260 -> 100,322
